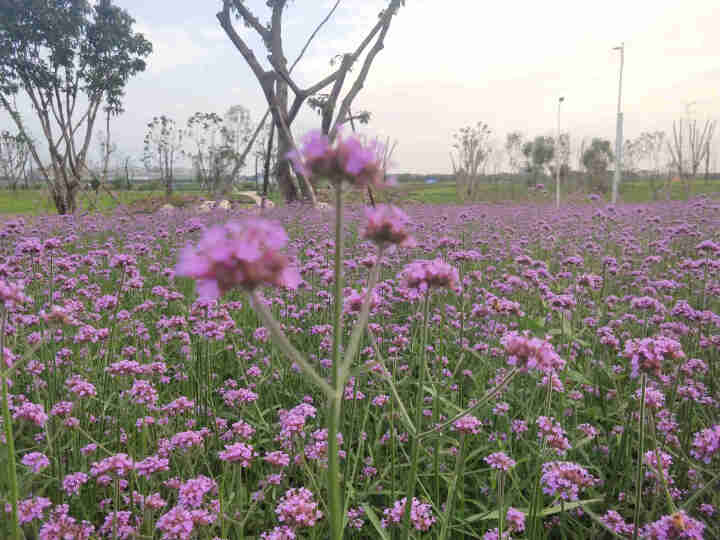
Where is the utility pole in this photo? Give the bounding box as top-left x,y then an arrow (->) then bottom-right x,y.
556,96 -> 565,209
611,42 -> 624,205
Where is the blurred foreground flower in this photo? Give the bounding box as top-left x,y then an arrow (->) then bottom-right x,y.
176,218 -> 300,299
287,130 -> 385,187
362,204 -> 415,248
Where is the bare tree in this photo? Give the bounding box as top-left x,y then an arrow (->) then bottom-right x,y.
184,111 -> 252,195
667,120 -> 693,199
635,131 -> 666,200
0,129 -> 30,191
216,0 -> 405,204
143,115 -> 183,196
505,131 -> 525,174
450,122 -> 492,202
687,119 -> 716,178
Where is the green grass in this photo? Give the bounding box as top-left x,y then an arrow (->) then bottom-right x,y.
0,189 -> 169,215
2,178 -> 719,215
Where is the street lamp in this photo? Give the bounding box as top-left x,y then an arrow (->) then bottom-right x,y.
556,96 -> 565,209
611,42 -> 624,205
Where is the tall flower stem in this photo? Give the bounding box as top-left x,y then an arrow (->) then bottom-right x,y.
1,306 -> 20,540
328,183 -> 344,540
497,471 -> 506,540
401,292 -> 432,540
439,433 -> 467,540
632,373 -> 647,540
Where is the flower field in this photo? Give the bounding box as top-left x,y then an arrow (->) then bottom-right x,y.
1,191 -> 720,539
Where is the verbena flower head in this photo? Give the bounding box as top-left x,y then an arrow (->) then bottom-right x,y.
622,335 -> 685,378
0,278 -> 28,306
275,487 -> 323,528
362,204 -> 415,248
540,461 -> 597,501
288,130 -> 385,187
453,415 -> 482,434
485,451 -> 516,472
640,510 -> 705,539
501,331 -> 566,373
381,497 -> 436,531
398,259 -> 460,293
176,218 -> 300,298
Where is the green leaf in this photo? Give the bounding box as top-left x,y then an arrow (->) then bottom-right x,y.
361,503 -> 390,540
464,497 -> 603,523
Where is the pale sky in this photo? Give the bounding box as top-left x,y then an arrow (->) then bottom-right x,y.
4,0 -> 720,173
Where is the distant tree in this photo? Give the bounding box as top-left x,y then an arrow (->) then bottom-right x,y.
505,131 -> 525,175
522,136 -> 555,186
143,116 -> 183,196
450,122 -> 492,201
0,0 -> 151,213
184,111 -> 250,195
622,138 -> 640,176
667,119 -> 715,199
0,130 -> 30,190
687,119 -> 716,178
216,0 -> 405,205
224,105 -> 254,186
634,131 -> 667,200
582,138 -> 614,193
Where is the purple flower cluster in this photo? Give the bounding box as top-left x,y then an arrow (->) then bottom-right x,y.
540,461 -> 597,501
501,332 -> 566,373
622,335 -> 685,378
381,497 -> 436,531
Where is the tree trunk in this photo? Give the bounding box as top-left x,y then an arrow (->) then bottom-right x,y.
275,129 -> 299,202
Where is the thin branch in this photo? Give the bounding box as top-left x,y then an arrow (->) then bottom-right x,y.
289,0 -> 342,72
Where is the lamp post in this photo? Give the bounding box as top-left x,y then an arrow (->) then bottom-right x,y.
555,96 -> 564,209
611,42 -> 624,205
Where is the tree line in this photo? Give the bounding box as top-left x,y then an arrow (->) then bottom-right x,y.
450,119 -> 717,203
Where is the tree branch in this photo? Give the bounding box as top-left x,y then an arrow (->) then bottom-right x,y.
218,1 -> 270,83
229,0 -> 270,42
290,0 -> 342,72
330,2 -> 400,138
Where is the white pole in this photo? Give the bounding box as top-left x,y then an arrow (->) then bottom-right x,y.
612,43 -> 624,205
556,97 -> 564,209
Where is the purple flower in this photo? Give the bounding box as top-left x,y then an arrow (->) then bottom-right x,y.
540,461 -> 597,500
381,497 -> 436,531
288,130 -> 385,187
62,472 -> 89,495
398,259 -> 460,293
690,424 -> 720,464
275,487 -> 323,528
640,511 -> 705,539
453,415 -> 482,434
485,452 -> 516,471
362,204 -> 415,248
0,279 -> 29,306
21,452 -> 50,473
218,442 -> 256,467
176,218 -> 300,298
622,335 -> 685,378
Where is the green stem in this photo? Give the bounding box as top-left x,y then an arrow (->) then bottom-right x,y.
328,183 -> 344,540
498,471 -> 506,540
439,434 -> 467,540
632,373 -> 647,540
1,307 -> 20,540
401,293 -> 432,540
